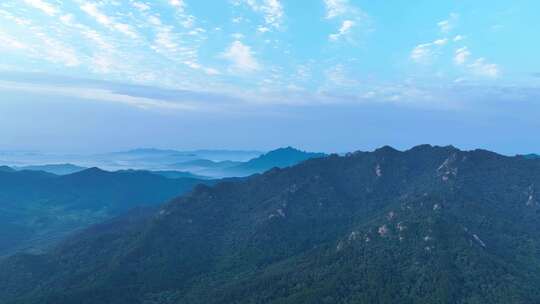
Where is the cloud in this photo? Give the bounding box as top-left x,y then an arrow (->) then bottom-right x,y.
437,13 -> 459,34
324,64 -> 359,88
0,80 -> 198,111
0,31 -> 28,50
258,26 -> 270,33
132,2 -> 151,12
454,47 -> 470,65
234,0 -> 284,29
410,43 -> 434,63
453,35 -> 465,42
469,58 -> 499,78
433,38 -> 448,46
23,0 -> 58,16
329,20 -> 354,41
324,0 -> 348,19
454,47 -> 500,78
323,0 -> 371,44
80,2 -> 138,38
222,40 -> 260,73
35,32 -> 81,67
169,0 -> 185,10
411,38 -> 449,63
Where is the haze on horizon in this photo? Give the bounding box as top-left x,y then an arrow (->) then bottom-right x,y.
0,0 -> 539,155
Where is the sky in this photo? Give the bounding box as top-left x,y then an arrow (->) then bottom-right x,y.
0,0 -> 539,154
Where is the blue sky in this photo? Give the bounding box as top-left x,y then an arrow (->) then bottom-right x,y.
0,0 -> 539,154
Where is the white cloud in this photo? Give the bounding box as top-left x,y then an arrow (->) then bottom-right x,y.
437,13 -> 459,34
0,31 -> 28,50
169,0 -> 185,10
231,33 -> 245,40
454,47 -> 500,78
0,81 -> 197,111
453,35 -> 464,42
454,47 -> 470,65
411,43 -> 434,63
329,19 -> 354,41
324,0 -> 348,19
0,9 -> 33,25
23,0 -> 58,16
411,38 -> 449,63
132,2 -> 150,12
34,32 -> 80,67
469,58 -> 499,78
222,40 -> 260,73
323,0 -> 371,44
325,64 -> 359,87
433,38 -> 448,46
235,0 -> 284,29
258,26 -> 270,33
80,2 -> 138,38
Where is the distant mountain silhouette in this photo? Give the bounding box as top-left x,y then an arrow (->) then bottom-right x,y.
3,145 -> 539,303
168,147 -> 325,178
0,167 -> 213,257
15,163 -> 87,175
0,165 -> 15,172
116,169 -> 208,180
230,146 -> 326,175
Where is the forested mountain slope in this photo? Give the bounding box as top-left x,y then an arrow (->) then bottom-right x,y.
1,145 -> 540,304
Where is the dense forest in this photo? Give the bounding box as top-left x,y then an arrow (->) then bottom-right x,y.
1,145 -> 540,303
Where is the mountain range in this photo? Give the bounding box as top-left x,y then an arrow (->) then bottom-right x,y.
14,163 -> 87,175
1,147 -> 321,178
0,167 -> 213,257
170,147 -> 326,178
1,145 -> 539,303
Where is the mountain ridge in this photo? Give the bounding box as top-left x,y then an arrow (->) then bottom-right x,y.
1,145 -> 540,303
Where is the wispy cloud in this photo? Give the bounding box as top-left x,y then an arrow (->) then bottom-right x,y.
80,2 -> 138,38
0,31 -> 28,50
454,47 -> 470,65
329,20 -> 354,41
324,0 -> 348,19
410,38 -> 448,63
233,0 -> 284,30
438,13 -> 459,34
323,0 -> 371,43
23,0 -> 58,16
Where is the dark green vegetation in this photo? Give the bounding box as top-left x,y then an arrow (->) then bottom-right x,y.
1,145 -> 540,303
0,167 -> 212,257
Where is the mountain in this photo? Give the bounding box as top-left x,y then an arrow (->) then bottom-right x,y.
2,145 -> 540,303
229,146 -> 326,176
0,168 -> 213,257
0,165 -> 15,172
169,147 -> 325,178
521,153 -> 540,160
116,169 -> 208,180
15,163 -> 87,175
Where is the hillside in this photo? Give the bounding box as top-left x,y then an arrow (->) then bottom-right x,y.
1,145 -> 540,303
0,168 -> 212,257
